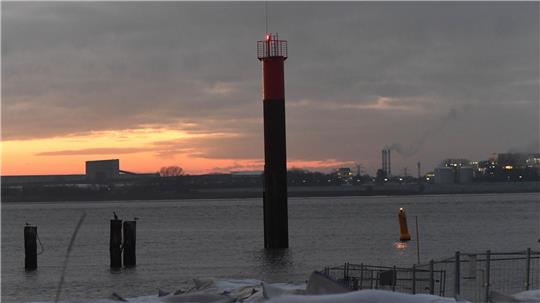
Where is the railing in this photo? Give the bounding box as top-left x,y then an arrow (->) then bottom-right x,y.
257,39 -> 288,59
323,263 -> 447,296
323,248 -> 539,303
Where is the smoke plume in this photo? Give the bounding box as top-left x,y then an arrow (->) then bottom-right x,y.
386,108 -> 460,158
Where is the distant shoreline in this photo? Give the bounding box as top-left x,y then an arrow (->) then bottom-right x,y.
2,181 -> 539,203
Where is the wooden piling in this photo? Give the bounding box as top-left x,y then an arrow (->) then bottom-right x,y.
24,226 -> 37,271
110,219 -> 122,269
123,220 -> 136,267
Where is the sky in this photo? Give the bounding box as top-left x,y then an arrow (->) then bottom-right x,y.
2,2 -> 539,176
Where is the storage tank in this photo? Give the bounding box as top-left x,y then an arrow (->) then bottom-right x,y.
458,166 -> 474,184
434,167 -> 455,184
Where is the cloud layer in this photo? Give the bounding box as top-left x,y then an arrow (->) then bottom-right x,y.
2,2 -> 539,174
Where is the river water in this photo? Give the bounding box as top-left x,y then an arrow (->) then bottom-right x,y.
2,193 -> 539,302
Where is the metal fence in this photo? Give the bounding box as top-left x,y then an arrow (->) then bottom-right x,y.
323,248 -> 539,303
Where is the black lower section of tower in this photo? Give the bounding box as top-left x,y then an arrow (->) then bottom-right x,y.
263,98 -> 289,249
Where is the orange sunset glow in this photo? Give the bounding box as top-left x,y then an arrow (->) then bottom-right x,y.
1,126 -> 352,176
2,127 -> 246,175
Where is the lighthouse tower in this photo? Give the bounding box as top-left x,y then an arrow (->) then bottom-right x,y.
257,34 -> 289,249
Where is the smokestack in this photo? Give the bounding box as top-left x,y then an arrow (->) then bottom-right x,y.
417,161 -> 421,179
387,149 -> 391,177
382,150 -> 386,174
258,33 -> 289,249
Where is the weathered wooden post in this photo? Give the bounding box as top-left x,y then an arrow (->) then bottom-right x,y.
110,219 -> 122,269
123,220 -> 136,267
24,225 -> 37,271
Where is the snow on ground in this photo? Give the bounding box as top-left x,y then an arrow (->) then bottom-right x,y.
512,290 -> 540,302
265,290 -> 465,303
32,277 -> 539,303
490,290 -> 540,303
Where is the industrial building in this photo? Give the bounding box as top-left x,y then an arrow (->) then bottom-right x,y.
434,166 -> 474,184
86,159 -> 120,181
2,159 -> 158,186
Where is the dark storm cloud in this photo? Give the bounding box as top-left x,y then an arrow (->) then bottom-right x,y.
3,2 -> 539,172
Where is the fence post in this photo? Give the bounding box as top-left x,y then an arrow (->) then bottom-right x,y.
485,250 -> 491,303
412,264 -> 416,294
392,265 -> 397,292
454,251 -> 460,298
359,263 -> 364,290
430,259 -> 435,295
525,248 -> 531,290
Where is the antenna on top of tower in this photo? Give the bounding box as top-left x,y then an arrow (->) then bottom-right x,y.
265,0 -> 269,34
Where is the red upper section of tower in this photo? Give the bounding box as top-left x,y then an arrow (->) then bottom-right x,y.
257,34 -> 287,60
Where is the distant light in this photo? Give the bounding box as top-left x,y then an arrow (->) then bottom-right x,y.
384,178 -> 388,182
504,165 -> 513,170
265,34 -> 271,41
400,207 -> 404,211
519,175 -> 523,179
399,178 -> 403,181
426,177 -> 430,181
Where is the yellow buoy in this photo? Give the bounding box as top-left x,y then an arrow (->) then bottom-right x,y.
399,208 -> 411,241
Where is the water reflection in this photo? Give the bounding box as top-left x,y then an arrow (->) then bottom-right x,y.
253,248 -> 295,281
262,249 -> 293,268
24,269 -> 39,279
393,241 -> 408,250
393,241 -> 409,258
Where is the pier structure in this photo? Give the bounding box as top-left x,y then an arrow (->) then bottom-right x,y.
257,33 -> 289,249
